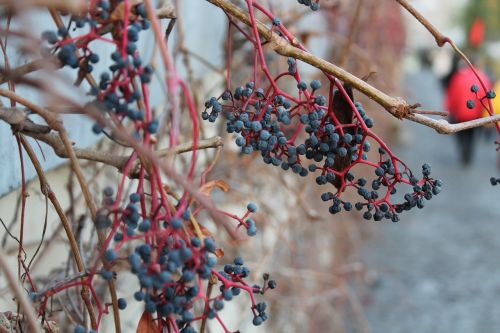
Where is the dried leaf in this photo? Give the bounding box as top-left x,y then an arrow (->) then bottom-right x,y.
136,311 -> 159,333
214,248 -> 225,258
187,222 -> 212,238
199,180 -> 230,196
110,0 -> 142,21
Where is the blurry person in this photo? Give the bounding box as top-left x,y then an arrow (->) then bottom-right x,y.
445,61 -> 492,166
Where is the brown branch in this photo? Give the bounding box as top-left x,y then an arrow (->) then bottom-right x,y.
206,0 -> 411,118
395,0 -> 448,46
394,0 -> 476,79
411,109 -> 448,117
19,136 -> 98,329
0,58 -> 60,86
0,107 -> 51,134
199,274 -> 218,333
338,0 -> 364,68
0,88 -> 110,331
0,91 -> 238,241
0,106 -> 223,172
28,130 -> 223,175
0,0 -> 85,13
205,0 -> 500,134
407,113 -> 500,134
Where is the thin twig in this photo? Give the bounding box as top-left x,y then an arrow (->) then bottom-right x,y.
0,216 -> 21,247
0,106 -> 224,172
0,254 -> 42,333
411,110 -> 448,117
338,0 -> 364,68
200,274 -> 218,333
0,58 -> 60,85
19,135 -> 98,329
0,0 -> 85,13
395,0 -> 447,46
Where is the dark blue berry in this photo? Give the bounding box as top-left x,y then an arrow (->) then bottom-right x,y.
117,298 -> 127,310
466,99 -> 476,109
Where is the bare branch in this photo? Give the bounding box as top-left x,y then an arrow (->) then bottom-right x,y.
0,0 -> 85,13
407,113 -> 500,134
395,0 -> 448,46
28,130 -> 224,175
19,135 -> 98,327
0,106 -> 224,173
206,0 -> 410,117
0,58 -> 60,86
0,107 -> 51,134
205,0 -> 499,134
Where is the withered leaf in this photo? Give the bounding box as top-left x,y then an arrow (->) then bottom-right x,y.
110,0 -> 142,21
199,179 -> 230,196
136,311 -> 159,333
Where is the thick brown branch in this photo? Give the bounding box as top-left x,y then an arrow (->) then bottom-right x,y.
206,0 -> 410,117
205,0 -> 499,134
0,106 -> 224,172
28,131 -> 223,174
0,107 -> 52,133
407,113 -> 500,134
0,58 -> 60,86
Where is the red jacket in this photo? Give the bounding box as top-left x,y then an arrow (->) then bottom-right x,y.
445,67 -> 492,122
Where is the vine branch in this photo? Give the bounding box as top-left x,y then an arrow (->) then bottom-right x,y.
205,0 -> 500,134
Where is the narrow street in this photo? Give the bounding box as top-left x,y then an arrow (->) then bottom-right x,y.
363,69 -> 500,333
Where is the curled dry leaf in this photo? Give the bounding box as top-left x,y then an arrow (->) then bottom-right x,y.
199,179 -> 230,196
110,0 -> 142,21
136,311 -> 159,333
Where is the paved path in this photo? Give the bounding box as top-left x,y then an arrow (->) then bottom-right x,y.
362,69 -> 500,333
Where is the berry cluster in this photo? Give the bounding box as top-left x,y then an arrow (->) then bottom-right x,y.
467,84 -> 497,110
203,76 -> 441,222
200,0 -> 446,222
41,1 -> 157,133
98,192 -> 270,332
99,190 -> 267,333
467,84 -> 499,183
32,2 -> 273,333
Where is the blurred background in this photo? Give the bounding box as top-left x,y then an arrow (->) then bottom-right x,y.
1,0 -> 500,332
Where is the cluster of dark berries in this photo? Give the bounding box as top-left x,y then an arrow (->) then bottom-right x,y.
469,84 -> 499,188
468,84 -> 496,110
92,189 -> 268,332
40,2 -> 158,134
34,2 -> 274,332
297,0 -> 320,11
221,259 -> 276,326
203,69 -> 441,221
